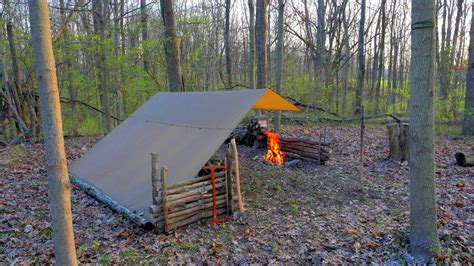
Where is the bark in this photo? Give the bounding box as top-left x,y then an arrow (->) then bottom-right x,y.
315,0 -> 326,80
341,0 -> 350,113
354,0 -> 366,115
224,0 -> 232,86
463,4 -> 474,135
409,0 -> 440,259
449,0 -> 464,64
248,0 -> 256,91
256,0 -> 268,90
28,0 -> 77,263
161,0 -> 185,92
93,0 -> 112,132
6,23 -> 23,120
375,0 -> 386,113
60,0 -> 79,136
273,0 -> 284,132
141,0 -> 149,73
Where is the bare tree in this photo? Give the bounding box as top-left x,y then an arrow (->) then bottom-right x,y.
141,0 -> 149,73
354,0 -> 366,115
256,0 -> 268,90
161,0 -> 184,92
409,0 -> 440,260
224,0 -> 232,86
463,3 -> 474,135
248,0 -> 256,91
274,0 -> 285,131
28,0 -> 77,264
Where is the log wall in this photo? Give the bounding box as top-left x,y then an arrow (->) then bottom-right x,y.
149,156 -> 238,234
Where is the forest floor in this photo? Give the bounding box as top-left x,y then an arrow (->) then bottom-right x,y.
0,124 -> 473,264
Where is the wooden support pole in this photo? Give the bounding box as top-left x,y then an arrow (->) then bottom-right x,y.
151,153 -> 159,205
161,166 -> 169,234
230,138 -> 244,212
225,153 -> 234,216
359,105 -> 365,185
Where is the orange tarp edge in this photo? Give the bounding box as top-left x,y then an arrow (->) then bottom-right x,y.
252,88 -> 300,112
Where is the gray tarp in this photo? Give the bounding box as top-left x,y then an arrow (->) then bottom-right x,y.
70,89 -> 298,222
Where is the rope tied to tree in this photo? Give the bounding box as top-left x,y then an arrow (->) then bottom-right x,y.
411,20 -> 435,30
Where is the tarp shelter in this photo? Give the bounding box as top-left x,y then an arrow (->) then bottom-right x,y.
70,89 -> 299,225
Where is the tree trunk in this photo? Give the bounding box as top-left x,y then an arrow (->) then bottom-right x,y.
463,3 -> 474,135
341,0 -> 350,114
141,0 -> 149,73
409,0 -> 440,259
256,0 -> 268,90
315,0 -> 326,81
6,23 -> 23,122
161,0 -> 184,92
273,0 -> 284,131
354,0 -> 366,115
28,0 -> 77,264
60,0 -> 79,136
375,0 -> 386,114
248,0 -> 255,91
93,0 -> 112,132
224,0 -> 232,86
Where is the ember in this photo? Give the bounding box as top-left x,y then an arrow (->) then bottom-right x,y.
263,130 -> 285,165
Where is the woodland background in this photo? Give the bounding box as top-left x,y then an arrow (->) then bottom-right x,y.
0,0 -> 472,140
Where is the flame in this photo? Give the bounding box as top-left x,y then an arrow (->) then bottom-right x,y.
263,130 -> 285,165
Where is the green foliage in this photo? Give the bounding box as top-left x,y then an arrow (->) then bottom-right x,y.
119,250 -> 137,261
39,227 -> 52,239
3,145 -> 26,168
76,243 -> 86,259
287,199 -> 301,215
98,255 -> 111,264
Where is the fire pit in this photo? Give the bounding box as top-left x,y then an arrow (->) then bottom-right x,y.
232,117 -> 331,166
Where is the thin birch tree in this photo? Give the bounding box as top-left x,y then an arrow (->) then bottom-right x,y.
28,0 -> 77,264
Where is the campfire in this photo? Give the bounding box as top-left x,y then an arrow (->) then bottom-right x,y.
263,130 -> 285,165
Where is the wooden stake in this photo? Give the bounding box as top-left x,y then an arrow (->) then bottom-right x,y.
161,166 -> 170,234
225,151 -> 234,216
151,153 -> 159,205
359,105 -> 366,185
230,138 -> 244,212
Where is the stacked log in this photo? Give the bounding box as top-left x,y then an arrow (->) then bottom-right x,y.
149,167 -> 237,234
279,136 -> 330,165
227,116 -> 268,148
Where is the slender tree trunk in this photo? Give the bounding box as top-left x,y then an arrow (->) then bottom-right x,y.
355,0 -> 366,115
341,0 -> 349,114
450,0 -> 464,64
375,0 -> 386,114
409,0 -> 440,260
28,0 -> 77,264
141,0 -> 149,73
93,0 -> 112,132
316,0 -> 326,81
274,0 -> 284,131
248,0 -> 255,91
6,23 -> 23,120
224,0 -> 232,86
60,0 -> 79,136
160,0 -> 184,92
463,4 -> 474,135
256,0 -> 268,90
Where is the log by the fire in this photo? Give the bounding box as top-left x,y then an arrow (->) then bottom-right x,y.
278,135 -> 330,164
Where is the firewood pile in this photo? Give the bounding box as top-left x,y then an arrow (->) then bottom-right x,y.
279,136 -> 330,165
229,117 -> 331,165
149,155 -> 237,233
